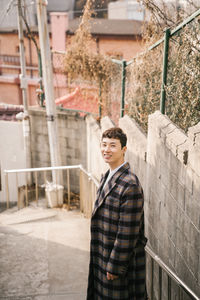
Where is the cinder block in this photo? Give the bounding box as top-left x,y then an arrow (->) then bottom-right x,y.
169,175 -> 185,209
188,144 -> 200,177
165,193 -> 177,222
67,138 -> 80,149
167,216 -> 177,246
160,160 -> 171,189
189,223 -> 200,253
192,172 -> 200,203
166,128 -> 187,159
187,122 -> 200,147
185,191 -> 200,231
101,116 -> 114,132
188,245 -> 200,280
167,236 -> 176,268
168,151 -> 181,176
59,137 -> 68,149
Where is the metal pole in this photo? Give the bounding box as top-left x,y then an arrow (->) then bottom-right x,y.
17,0 -> 32,174
5,173 -> 9,209
67,169 -> 70,210
168,275 -> 172,300
17,0 -> 28,113
120,59 -> 127,118
36,0 -> 62,184
160,28 -> 170,114
151,257 -> 154,299
159,266 -> 162,300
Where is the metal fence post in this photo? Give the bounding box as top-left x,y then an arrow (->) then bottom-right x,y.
160,28 -> 170,114
5,172 -> 9,209
121,59 -> 127,118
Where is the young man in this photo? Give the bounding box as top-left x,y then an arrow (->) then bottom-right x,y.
87,127 -> 147,300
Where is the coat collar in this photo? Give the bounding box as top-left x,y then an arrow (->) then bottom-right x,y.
92,162 -> 130,217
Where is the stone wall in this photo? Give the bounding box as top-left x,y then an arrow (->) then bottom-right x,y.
85,115 -> 114,181
29,107 -> 87,192
145,111 -> 200,298
119,115 -> 147,189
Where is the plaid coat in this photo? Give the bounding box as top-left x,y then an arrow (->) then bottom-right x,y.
87,162 -> 147,300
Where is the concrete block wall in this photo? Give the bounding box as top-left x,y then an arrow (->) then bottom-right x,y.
119,115 -> 147,189
145,111 -> 200,297
85,114 -> 114,181
29,107 -> 87,192
85,111 -> 200,297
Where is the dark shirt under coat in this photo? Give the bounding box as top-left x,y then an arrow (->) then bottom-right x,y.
87,162 -> 147,300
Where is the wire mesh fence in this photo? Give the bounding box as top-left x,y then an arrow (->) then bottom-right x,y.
50,9 -> 200,132
125,43 -> 163,132
165,17 -> 200,131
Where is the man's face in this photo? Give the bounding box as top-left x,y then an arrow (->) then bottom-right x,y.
100,138 -> 127,170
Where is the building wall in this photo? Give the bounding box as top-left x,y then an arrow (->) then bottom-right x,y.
0,33 -> 39,65
97,36 -> 143,61
108,0 -> 145,21
0,79 -> 22,105
0,121 -> 26,205
0,17 -> 143,107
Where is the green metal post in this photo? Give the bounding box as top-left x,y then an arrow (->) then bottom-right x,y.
121,59 -> 127,118
160,28 -> 170,114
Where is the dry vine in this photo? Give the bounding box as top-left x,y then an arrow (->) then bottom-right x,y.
126,0 -> 200,132
64,0 -> 118,116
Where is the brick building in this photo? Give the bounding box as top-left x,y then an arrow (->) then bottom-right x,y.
0,5 -> 144,111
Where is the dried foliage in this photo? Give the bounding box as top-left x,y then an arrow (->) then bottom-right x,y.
125,45 -> 163,131
126,0 -> 200,132
64,0 -> 118,116
166,21 -> 200,129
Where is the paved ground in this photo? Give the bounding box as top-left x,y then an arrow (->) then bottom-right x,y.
0,201 -> 91,300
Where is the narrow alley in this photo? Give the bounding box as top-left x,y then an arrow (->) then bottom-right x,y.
0,203 -> 90,300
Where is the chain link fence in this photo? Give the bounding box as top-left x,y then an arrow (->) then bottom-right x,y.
51,9 -> 200,132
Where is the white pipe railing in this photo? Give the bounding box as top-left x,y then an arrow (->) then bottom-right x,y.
4,165 -> 98,214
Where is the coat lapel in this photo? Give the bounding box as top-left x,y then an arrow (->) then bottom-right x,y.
92,162 -> 130,217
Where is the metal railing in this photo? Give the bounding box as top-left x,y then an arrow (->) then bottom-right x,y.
4,165 -> 98,217
145,246 -> 199,300
3,165 -> 199,299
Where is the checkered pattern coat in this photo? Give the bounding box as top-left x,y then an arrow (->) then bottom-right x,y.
87,162 -> 147,300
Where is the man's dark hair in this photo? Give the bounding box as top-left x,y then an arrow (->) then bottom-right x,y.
102,127 -> 127,148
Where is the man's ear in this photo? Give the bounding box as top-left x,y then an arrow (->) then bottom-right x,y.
122,146 -> 127,154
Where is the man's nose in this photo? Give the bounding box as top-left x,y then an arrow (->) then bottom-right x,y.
104,145 -> 111,151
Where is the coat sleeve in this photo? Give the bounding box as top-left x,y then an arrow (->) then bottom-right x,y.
106,181 -> 144,276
